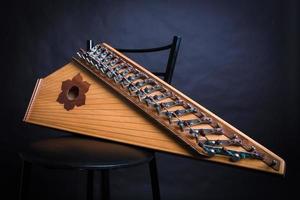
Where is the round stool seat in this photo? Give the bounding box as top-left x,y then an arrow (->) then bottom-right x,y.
20,136 -> 154,169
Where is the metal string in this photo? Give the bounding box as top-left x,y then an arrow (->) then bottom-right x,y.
77,44 -> 265,162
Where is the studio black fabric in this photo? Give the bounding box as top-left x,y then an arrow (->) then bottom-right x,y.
19,36 -> 181,200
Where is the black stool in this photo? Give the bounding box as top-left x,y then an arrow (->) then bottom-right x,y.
19,36 -> 181,200
19,136 -> 158,200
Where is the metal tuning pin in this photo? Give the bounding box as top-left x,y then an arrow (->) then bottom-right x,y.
113,74 -> 123,83
119,66 -> 134,77
142,96 -> 156,106
77,51 -> 83,58
110,58 -> 119,66
103,53 -> 114,64
189,127 -> 223,137
154,103 -> 162,114
105,68 -> 118,79
120,70 -> 140,87
141,96 -> 162,113
87,42 -> 101,53
101,59 -> 120,78
198,142 -> 263,161
128,79 -> 156,92
163,104 -> 197,123
227,148 -> 263,162
143,85 -> 165,95
152,91 -> 173,101
197,141 -> 216,157
202,138 -> 242,147
77,49 -> 87,59
164,111 -> 174,123
177,117 -> 212,131
199,122 -> 256,153
106,63 -> 125,79
155,99 -> 183,115
160,99 -> 183,109
99,49 -> 109,60
91,46 -> 103,56
126,72 -> 148,84
137,78 -> 156,88
113,63 -> 127,72
233,136 -> 257,152
269,159 -> 278,167
87,56 -> 101,69
174,104 -> 197,117
99,64 -> 109,74
188,128 -> 200,138
87,45 -> 104,59
134,89 -> 147,100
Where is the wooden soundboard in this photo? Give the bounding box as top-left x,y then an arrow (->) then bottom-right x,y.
23,43 -> 285,175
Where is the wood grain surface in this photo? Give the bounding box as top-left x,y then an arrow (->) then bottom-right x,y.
23,60 -> 285,175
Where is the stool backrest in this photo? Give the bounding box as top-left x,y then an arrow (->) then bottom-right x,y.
116,36 -> 181,84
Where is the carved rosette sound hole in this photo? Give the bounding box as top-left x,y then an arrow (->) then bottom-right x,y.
57,73 -> 91,111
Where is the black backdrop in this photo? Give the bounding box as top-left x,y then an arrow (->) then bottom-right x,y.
1,0 -> 299,199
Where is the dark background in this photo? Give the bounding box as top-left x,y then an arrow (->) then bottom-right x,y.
1,0 -> 299,199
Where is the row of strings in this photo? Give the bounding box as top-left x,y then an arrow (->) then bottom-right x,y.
76,44 -> 275,165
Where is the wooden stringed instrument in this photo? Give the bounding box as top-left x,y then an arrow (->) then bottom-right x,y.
23,42 -> 286,175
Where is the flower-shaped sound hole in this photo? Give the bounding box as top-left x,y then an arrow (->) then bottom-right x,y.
57,73 -> 91,111
67,86 -> 80,101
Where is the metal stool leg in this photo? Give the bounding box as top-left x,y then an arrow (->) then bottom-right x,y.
149,156 -> 161,200
87,170 -> 94,200
19,160 -> 32,200
101,169 -> 110,200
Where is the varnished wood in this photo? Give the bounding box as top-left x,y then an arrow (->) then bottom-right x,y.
23,60 -> 285,175
100,43 -> 284,171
